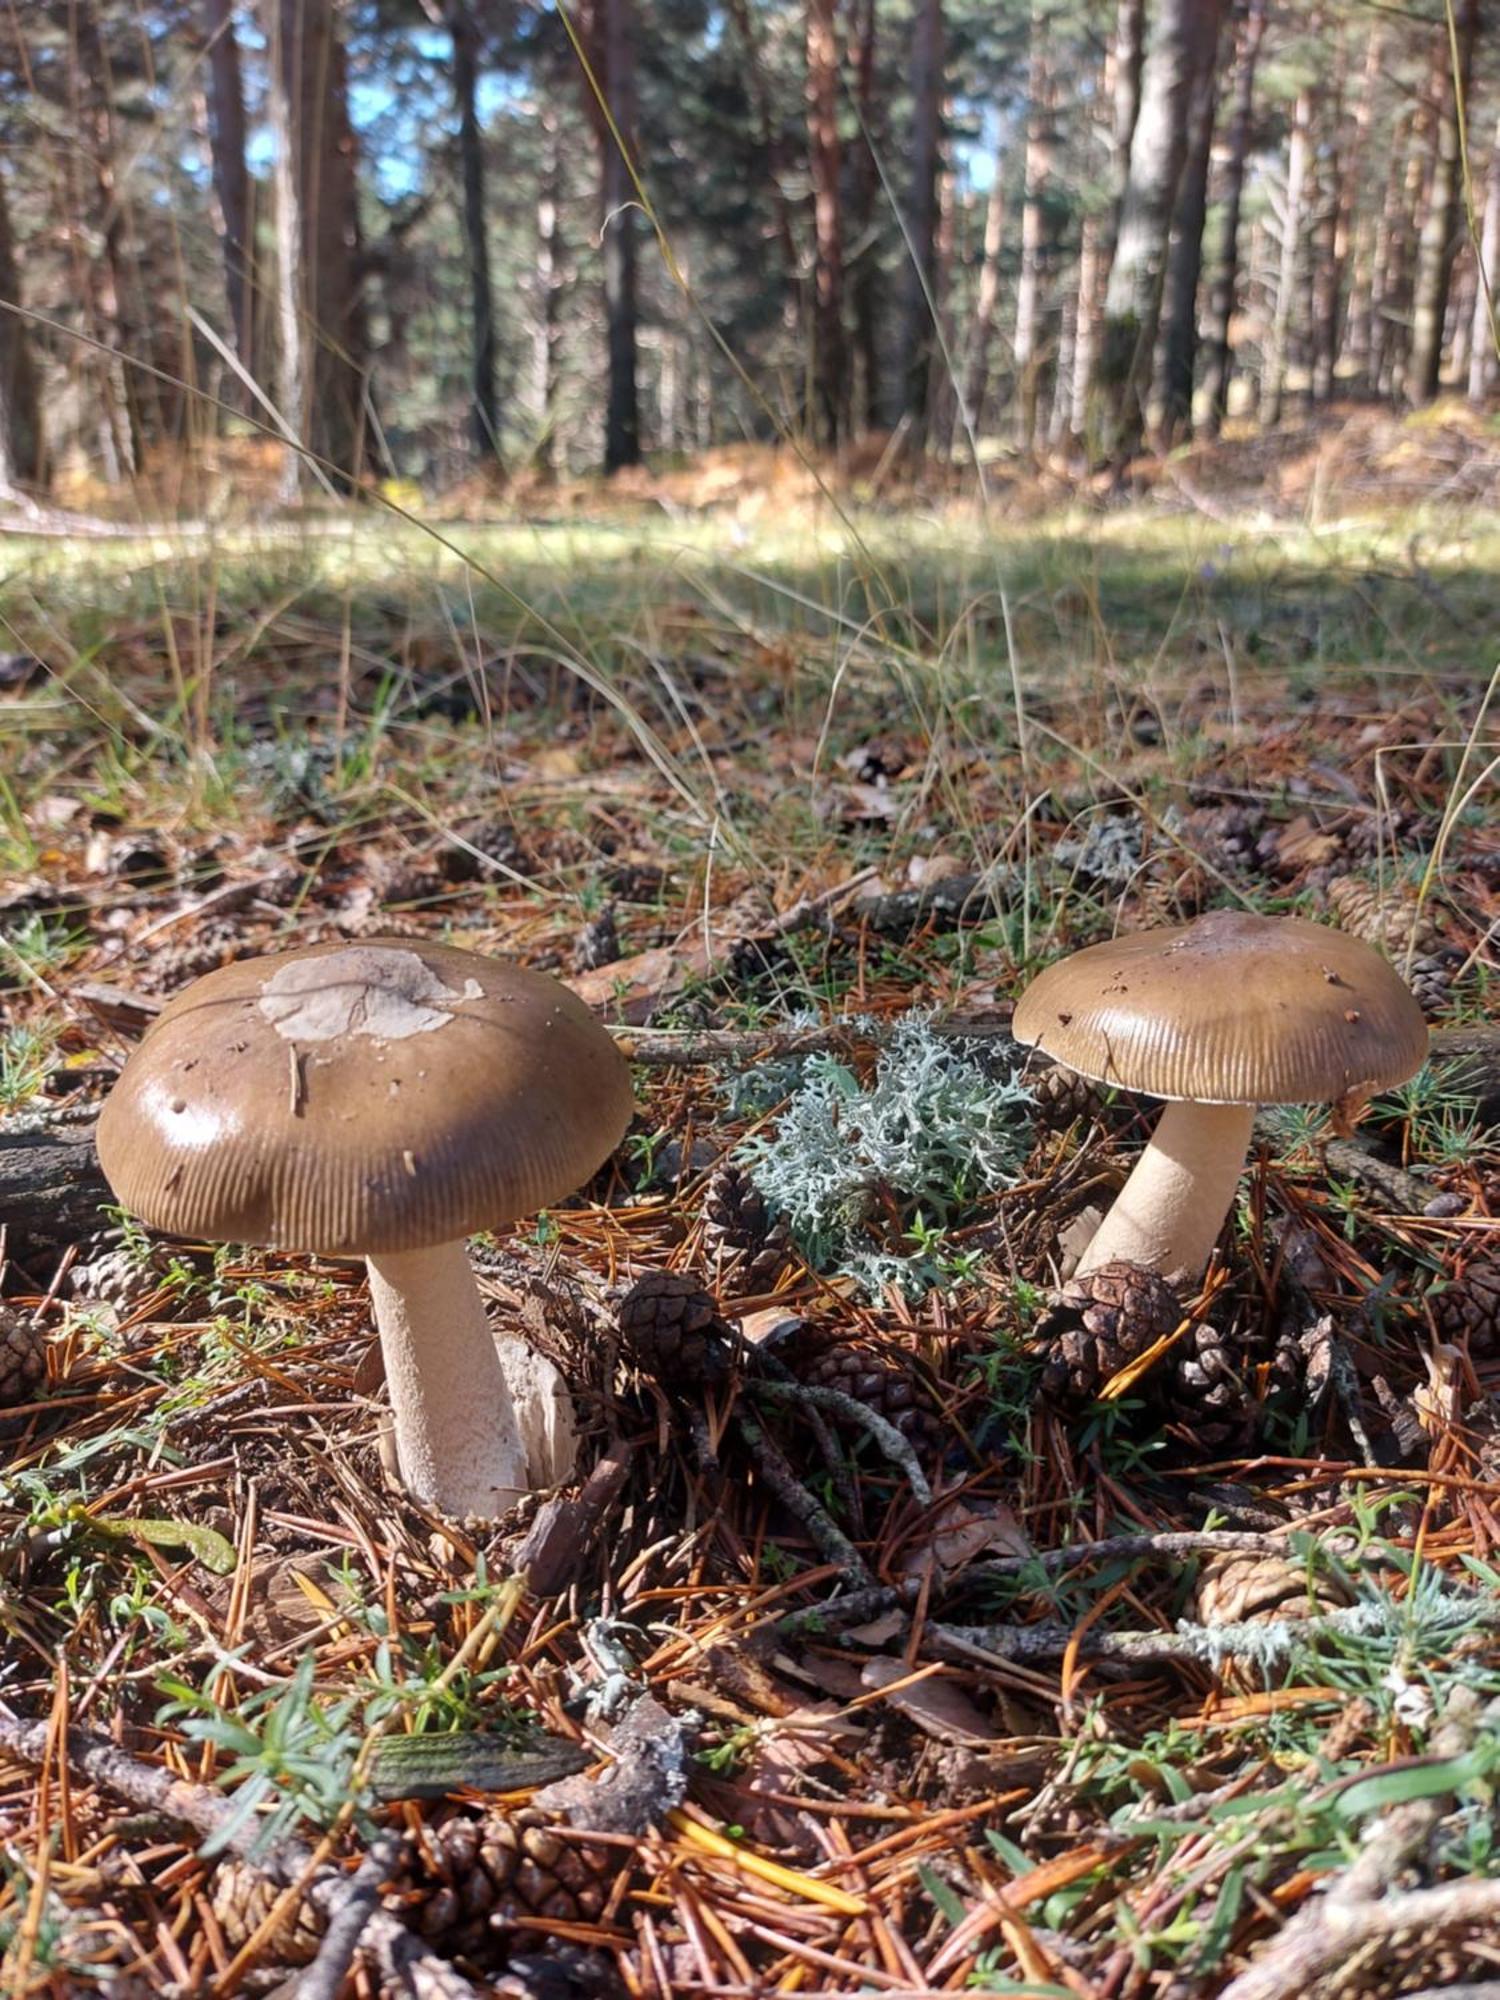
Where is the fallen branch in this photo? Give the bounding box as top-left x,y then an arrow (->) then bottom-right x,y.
744,1376 -> 933,1505
0,1712 -> 477,1999
1220,1688 -> 1493,2000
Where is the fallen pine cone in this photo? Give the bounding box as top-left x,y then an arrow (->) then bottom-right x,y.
702,1158 -> 794,1293
1434,1254 -> 1500,1357
615,1270 -> 736,1384
209,1859 -> 327,1965
387,1808 -> 617,1962
1028,1062 -> 1110,1131
1037,1262 -> 1182,1405
0,1307 -> 45,1406
798,1340 -> 942,1448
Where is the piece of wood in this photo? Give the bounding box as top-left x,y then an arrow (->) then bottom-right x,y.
0,1118 -> 115,1250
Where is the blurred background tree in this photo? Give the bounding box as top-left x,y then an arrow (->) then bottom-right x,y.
0,0 -> 1494,500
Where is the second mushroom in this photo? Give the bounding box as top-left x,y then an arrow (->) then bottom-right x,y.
1012,911 -> 1428,1287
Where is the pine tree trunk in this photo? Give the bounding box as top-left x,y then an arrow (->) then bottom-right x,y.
601,0 -> 641,469
1089,0 -> 1223,464
1409,0 -> 1480,403
1108,0 -> 1146,251
1153,7 -> 1222,440
894,0 -> 944,441
1368,109 -> 1417,398
1335,22 -> 1385,397
0,163 -> 41,489
1199,0 -> 1266,434
265,0 -> 370,488
74,1 -> 142,479
447,1 -> 500,464
1260,89 -> 1312,429
1013,13 -> 1055,458
848,0 -> 881,432
1072,4 -> 1141,445
963,133 -> 1007,435
807,0 -> 846,444
1469,114 -> 1500,403
533,108 -> 564,474
202,0 -> 254,383
724,0 -> 802,297
1309,89 -> 1340,404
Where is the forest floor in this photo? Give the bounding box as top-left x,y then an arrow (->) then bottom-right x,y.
1,431 -> 1499,1998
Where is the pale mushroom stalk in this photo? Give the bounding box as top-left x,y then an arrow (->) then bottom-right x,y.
366,1244 -> 530,1518
1075,1100 -> 1256,1287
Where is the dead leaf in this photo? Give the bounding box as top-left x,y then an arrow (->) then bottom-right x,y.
860,1658 -> 998,1746
898,1499 -> 1033,1581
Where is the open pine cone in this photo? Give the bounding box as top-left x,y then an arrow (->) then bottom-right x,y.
1037,1261 -> 1182,1404
387,1809 -> 616,1964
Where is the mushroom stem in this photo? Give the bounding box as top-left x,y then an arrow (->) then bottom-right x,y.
366,1242 -> 530,1518
1075,1100 -> 1257,1286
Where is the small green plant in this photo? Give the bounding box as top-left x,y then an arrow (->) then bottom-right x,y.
0,1021 -> 58,1109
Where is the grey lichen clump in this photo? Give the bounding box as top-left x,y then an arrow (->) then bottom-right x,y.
734,1015 -> 1035,1297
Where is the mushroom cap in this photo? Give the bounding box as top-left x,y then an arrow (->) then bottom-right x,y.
97,940 -> 635,1255
1012,911 -> 1428,1107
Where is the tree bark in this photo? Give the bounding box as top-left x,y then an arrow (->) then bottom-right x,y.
600,0 -> 641,469
1089,0 -> 1223,464
72,1 -> 143,479
1071,3 -> 1141,445
202,0 -> 254,384
893,0 -> 944,441
963,131 -> 1007,435
447,1 -> 501,465
533,107 -> 564,474
1309,88 -> 1340,404
1013,10 -> 1055,458
1153,6 -> 1222,439
264,0 -> 371,488
1333,21 -> 1385,398
845,0 -> 881,431
1260,89 -> 1312,429
1409,0 -> 1480,403
807,0 -> 847,444
1200,0 -> 1266,434
1469,114 -> 1500,403
0,162 -> 42,489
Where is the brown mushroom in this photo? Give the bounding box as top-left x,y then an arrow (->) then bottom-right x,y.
1012,911 -> 1427,1285
97,939 -> 634,1519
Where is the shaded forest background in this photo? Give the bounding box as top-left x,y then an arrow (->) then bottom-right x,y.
0,0 -> 1495,506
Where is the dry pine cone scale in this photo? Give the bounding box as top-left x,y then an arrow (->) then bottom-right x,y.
389,1809 -> 616,1965
702,1159 -> 794,1293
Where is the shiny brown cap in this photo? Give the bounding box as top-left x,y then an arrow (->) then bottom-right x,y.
97,940 -> 635,1255
1012,911 -> 1428,1106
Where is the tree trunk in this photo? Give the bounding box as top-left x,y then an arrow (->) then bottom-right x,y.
1199,0 -> 1266,434
848,0 -> 881,432
0,163 -> 42,490
1089,0 -> 1223,464
1369,108 -> 1419,398
1259,90 -> 1312,429
72,1 -> 142,478
533,108 -> 564,473
1108,0 -> 1147,254
1153,6 -> 1222,439
724,0 -> 802,297
447,1 -> 500,465
893,0 -> 944,441
1309,89 -> 1340,403
1409,0 -> 1480,403
202,0 -> 254,383
1071,3 -> 1141,444
265,0 -> 370,488
600,0 -> 641,469
963,131 -> 1007,434
1334,21 -> 1385,397
1013,13 -> 1055,457
1469,115 -> 1500,403
806,0 -> 846,444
